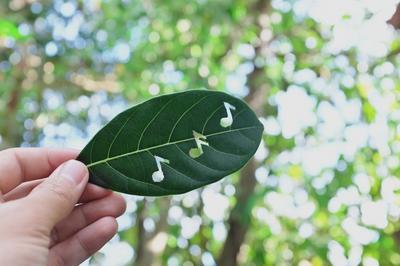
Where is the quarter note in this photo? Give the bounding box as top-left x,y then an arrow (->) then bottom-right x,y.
152,155 -> 170,182
220,102 -> 236,128
189,130 -> 209,158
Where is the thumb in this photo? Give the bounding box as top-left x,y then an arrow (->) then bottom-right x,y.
27,160 -> 88,228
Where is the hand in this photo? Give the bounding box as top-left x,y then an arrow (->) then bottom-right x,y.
0,148 -> 126,266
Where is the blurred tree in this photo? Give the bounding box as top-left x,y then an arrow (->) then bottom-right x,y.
1,0 -> 400,265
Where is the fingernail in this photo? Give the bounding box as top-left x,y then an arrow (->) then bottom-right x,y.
60,160 -> 87,185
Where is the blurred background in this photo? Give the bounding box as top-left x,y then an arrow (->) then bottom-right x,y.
1,0 -> 400,265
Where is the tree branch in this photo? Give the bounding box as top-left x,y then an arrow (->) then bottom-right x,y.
388,4 -> 400,29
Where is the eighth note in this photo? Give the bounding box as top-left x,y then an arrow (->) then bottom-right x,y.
189,130 -> 209,158
220,102 -> 236,128
152,155 -> 170,182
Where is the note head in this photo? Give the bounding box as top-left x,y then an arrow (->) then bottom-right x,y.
152,171 -> 164,182
220,117 -> 233,128
189,148 -> 202,158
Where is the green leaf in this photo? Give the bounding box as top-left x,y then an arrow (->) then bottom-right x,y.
77,90 -> 263,196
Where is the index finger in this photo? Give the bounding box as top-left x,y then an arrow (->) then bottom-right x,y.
0,148 -> 79,194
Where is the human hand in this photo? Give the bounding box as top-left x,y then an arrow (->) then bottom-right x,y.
0,148 -> 126,266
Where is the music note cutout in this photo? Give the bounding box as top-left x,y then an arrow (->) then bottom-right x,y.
189,130 -> 209,158
220,102 -> 236,128
152,155 -> 170,182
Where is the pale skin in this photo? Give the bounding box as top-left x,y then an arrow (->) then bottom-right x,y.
0,148 -> 127,266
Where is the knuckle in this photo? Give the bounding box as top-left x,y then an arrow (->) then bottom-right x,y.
52,251 -> 65,266
46,177 -> 74,205
50,226 -> 60,247
76,234 -> 91,258
114,194 -> 127,216
79,205 -> 89,224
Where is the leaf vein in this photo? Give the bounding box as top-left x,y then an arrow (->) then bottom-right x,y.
108,109 -> 138,157
201,105 -> 223,134
167,94 -> 210,142
174,144 -> 225,174
105,161 -> 176,193
86,125 -> 261,168
206,145 -> 247,158
163,163 -> 202,186
137,97 -> 175,149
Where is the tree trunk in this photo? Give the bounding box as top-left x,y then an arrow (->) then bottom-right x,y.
133,197 -> 171,266
217,159 -> 257,266
2,75 -> 23,148
217,1 -> 271,265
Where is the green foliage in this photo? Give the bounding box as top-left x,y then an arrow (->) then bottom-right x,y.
0,19 -> 23,39
1,0 -> 400,265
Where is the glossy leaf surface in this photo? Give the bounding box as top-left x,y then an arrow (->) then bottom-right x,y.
77,90 -> 263,196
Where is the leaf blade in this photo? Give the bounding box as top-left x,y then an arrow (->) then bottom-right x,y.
78,90 -> 263,196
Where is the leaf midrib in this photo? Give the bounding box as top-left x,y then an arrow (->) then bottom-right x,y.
86,125 -> 261,168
